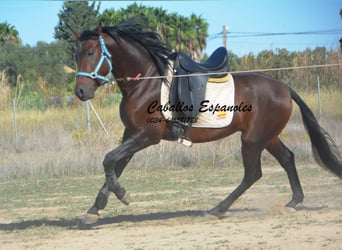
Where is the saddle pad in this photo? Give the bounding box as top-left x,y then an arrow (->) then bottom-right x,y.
161,67 -> 235,128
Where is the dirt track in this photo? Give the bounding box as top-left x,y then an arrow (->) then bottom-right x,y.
0,164 -> 341,249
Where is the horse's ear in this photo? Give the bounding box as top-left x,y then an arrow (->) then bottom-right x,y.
74,31 -> 81,39
95,24 -> 102,33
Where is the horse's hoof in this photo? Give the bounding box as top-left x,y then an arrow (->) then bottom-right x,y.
285,206 -> 297,213
120,192 -> 130,205
285,200 -> 302,210
285,203 -> 302,212
82,212 -> 99,225
206,207 -> 226,219
201,211 -> 221,220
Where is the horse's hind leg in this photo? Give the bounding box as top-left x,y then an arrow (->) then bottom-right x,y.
208,140 -> 263,217
266,137 -> 304,208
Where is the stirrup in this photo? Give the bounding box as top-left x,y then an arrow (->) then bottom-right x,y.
177,122 -> 193,147
178,136 -> 192,147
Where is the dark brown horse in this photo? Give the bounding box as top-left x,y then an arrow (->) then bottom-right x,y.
74,19 -> 342,224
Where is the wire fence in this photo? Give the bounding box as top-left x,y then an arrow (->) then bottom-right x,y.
7,62 -> 342,145
122,63 -> 342,81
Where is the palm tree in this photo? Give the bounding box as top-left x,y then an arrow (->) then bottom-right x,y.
100,4 -> 209,60
0,22 -> 20,46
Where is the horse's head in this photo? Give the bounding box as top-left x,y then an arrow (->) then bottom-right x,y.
74,26 -> 113,101
74,19 -> 171,101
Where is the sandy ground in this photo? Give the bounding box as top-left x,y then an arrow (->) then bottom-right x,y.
0,166 -> 341,249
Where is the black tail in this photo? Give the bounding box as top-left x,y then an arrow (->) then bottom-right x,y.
289,87 -> 342,178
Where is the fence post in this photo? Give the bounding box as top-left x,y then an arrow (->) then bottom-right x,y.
317,75 -> 322,117
12,99 -> 18,146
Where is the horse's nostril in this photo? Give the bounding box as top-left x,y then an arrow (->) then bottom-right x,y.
75,87 -> 84,99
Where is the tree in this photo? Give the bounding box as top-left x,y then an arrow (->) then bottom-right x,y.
0,22 -> 20,46
100,3 -> 208,60
33,42 -> 65,93
0,43 -> 28,87
54,1 -> 100,68
0,40 -> 66,99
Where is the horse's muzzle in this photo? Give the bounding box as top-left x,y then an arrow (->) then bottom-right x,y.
74,82 -> 95,101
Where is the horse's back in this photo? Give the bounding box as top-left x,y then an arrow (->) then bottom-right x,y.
233,72 -> 290,99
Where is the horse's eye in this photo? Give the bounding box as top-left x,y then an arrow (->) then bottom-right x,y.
87,50 -> 94,56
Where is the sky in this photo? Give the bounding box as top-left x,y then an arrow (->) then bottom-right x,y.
0,0 -> 341,56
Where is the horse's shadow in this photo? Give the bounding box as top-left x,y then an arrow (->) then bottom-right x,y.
0,210 -> 205,231
0,205 -> 327,231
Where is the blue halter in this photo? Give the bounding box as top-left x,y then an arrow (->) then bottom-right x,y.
76,35 -> 113,86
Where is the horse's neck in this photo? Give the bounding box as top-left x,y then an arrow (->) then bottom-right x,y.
112,41 -> 156,78
110,38 -> 163,98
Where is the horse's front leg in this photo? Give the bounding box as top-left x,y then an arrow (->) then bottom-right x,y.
83,155 -> 132,225
83,136 -> 142,225
104,153 -> 133,205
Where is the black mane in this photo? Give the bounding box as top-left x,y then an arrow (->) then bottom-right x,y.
78,30 -> 99,41
103,18 -> 171,76
79,18 -> 171,76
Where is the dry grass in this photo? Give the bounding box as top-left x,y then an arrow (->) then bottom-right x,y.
0,89 -> 341,181
0,103 -> 122,180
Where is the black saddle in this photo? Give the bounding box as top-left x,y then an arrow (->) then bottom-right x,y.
169,47 -> 229,119
173,46 -> 229,76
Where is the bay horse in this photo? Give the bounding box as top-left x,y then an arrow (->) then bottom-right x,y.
74,18 -> 342,224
